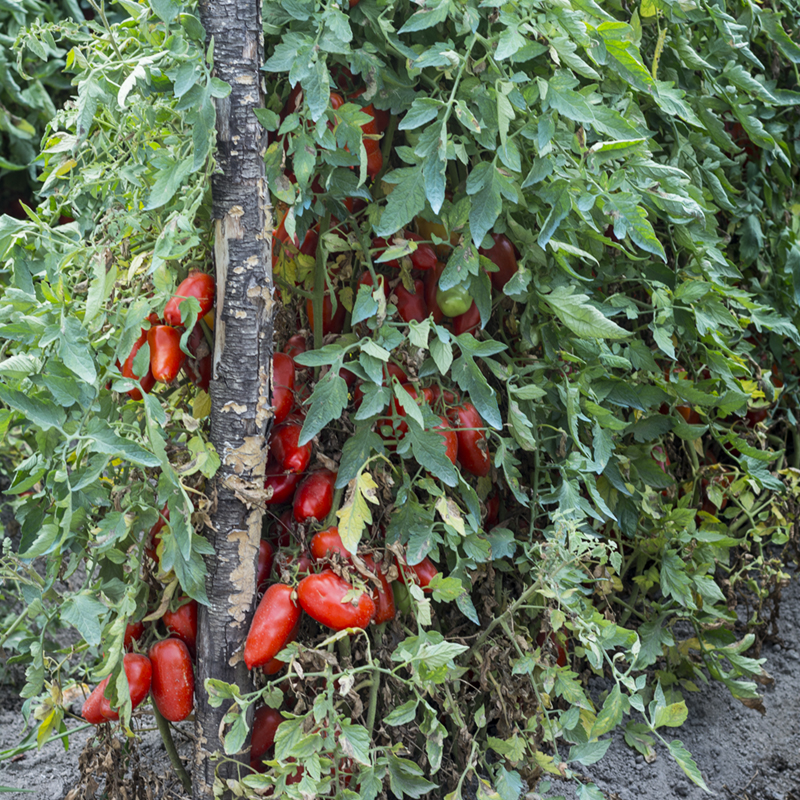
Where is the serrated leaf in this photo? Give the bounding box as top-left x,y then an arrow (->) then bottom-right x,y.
544,287 -> 631,340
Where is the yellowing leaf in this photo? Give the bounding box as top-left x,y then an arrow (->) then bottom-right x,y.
337,472 -> 379,553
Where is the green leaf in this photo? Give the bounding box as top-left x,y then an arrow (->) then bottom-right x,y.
145,156 -> 194,210
398,0 -> 449,34
385,699 -> 418,727
150,0 -> 180,24
387,754 -> 439,799
537,181 -> 571,248
377,166 -> 427,237
543,287 -> 631,340
654,701 -> 689,729
0,386 -> 65,432
407,420 -> 458,487
62,594 -> 107,647
567,739 -> 611,766
86,419 -> 161,468
59,318 -> 96,384
666,740 -> 709,791
590,685 -> 625,738
299,373 -> 349,446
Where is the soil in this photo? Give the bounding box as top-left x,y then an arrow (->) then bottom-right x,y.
2,579 -> 800,800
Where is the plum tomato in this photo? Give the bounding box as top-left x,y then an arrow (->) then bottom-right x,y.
293,469 -> 337,523
452,302 -> 481,335
264,457 -> 302,505
449,402 -> 491,478
273,352 -> 296,426
479,233 -> 519,292
395,555 -> 438,593
124,620 -> 146,652
164,272 -> 215,326
82,653 -> 153,724
148,326 -> 185,384
362,554 -> 396,624
394,279 -> 428,323
122,330 -> 156,401
306,292 -> 346,336
270,420 -> 312,474
250,706 -> 283,772
163,598 -> 198,657
434,416 -> 458,465
309,526 -> 352,562
244,584 -> 302,670
149,638 -> 195,722
257,539 -> 275,592
296,570 -> 375,631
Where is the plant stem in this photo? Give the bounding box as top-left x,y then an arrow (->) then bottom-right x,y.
313,212 -> 332,353
0,607 -> 28,648
153,704 -> 191,794
366,626 -> 383,737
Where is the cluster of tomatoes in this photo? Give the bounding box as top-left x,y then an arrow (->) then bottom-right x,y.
119,272 -> 215,400
82,600 -> 197,725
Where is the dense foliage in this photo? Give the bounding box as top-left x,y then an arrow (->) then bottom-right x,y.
2,0 -> 800,798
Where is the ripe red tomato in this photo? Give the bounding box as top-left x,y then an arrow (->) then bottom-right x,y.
257,539 -> 275,592
309,526 -> 352,562
262,612 -> 301,675
405,232 -> 437,271
250,706 -> 283,772
244,584 -> 302,670
163,598 -> 198,657
485,491 -> 500,527
396,555 -> 438,593
449,402 -> 491,477
148,326 -> 185,383
362,554 -> 395,624
434,416 -> 458,465
149,639 -> 194,722
164,272 -> 215,326
293,469 -> 336,523
677,405 -> 701,425
297,570 -> 375,631
82,653 -> 153,724
479,233 -> 519,292
365,139 -> 382,181
306,292 -> 346,336
452,302 -> 480,335
273,352 -> 296,426
269,509 -> 295,547
145,505 -> 169,563
395,279 -> 428,323
122,330 -> 156,400
124,621 -> 146,651
283,335 -> 307,361
536,630 -> 568,667
270,421 -> 312,474
416,216 -> 460,258
424,263 -> 446,323
264,457 -> 302,505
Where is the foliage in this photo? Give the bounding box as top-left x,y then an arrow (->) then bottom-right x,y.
2,0 -> 800,797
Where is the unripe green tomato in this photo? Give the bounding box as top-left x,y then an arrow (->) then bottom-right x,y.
436,283 -> 472,317
393,581 -> 411,615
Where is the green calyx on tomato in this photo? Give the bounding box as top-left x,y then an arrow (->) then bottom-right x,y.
436,283 -> 472,318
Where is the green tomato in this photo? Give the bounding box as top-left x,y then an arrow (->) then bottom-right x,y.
436,283 -> 472,317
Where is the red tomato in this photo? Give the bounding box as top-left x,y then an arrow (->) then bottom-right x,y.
452,302 -> 481,335
274,548 -> 314,578
434,416 -> 458,465
124,621 -> 145,652
396,555 -> 438,593
297,570 -> 375,631
358,271 -> 390,299
284,335 -> 307,361
485,490 -> 500,527
269,509 -> 295,547
365,139 -> 382,180
145,505 -> 169,563
164,599 -> 198,657
264,457 -> 302,505
244,584 -> 302,670
536,630 -> 567,667
479,233 -> 519,292
449,402 -> 491,477
405,232 -> 437,271
362,554 -> 395,624
122,330 -> 156,401
394,279 -> 427,323
293,469 -> 336,523
306,293 -> 346,336
677,405 -> 702,425
309,526 -> 352,562
273,352 -> 296,426
329,91 -> 344,110
257,540 -> 275,592
424,263 -> 446,324
250,706 -> 283,772
82,653 -> 153,724
148,326 -> 185,384
164,272 -> 215,326
270,421 -> 312,474
149,639 -> 194,722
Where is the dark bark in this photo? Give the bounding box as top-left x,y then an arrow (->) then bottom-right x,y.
194,1 -> 273,798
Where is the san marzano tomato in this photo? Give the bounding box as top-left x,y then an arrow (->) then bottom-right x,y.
149,638 -> 194,722
148,326 -> 185,384
297,570 -> 375,631
163,598 -> 198,657
244,583 -> 302,670
293,469 -> 337,523
164,272 -> 215,326
250,705 -> 283,772
82,653 -> 153,724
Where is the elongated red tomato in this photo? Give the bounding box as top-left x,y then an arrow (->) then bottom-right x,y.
250,706 -> 284,772
453,302 -> 481,336
395,279 -> 427,323
164,272 -> 215,326
270,421 -> 312,474
163,598 -> 198,657
405,232 -> 437,271
273,352 -> 296,426
306,292 -> 346,336
148,326 -> 185,384
434,416 -> 458,465
124,621 -> 145,651
293,469 -> 336,523
309,526 -> 352,562
479,233 -> 519,292
362,554 -> 395,624
424,262 -> 446,324
244,584 -> 302,670
122,330 -> 156,400
536,630 -> 568,668
262,613 -> 301,675
257,539 -> 275,592
264,458 -> 302,505
297,570 -> 375,631
449,402 -> 491,477
149,639 -> 194,722
82,653 -> 153,724
396,555 -> 439,593
284,334 -> 307,361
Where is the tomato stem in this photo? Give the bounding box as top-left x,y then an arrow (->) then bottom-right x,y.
153,703 -> 192,793
366,625 -> 383,738
312,212 -> 331,352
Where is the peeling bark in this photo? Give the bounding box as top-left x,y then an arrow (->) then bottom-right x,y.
194,1 -> 272,797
